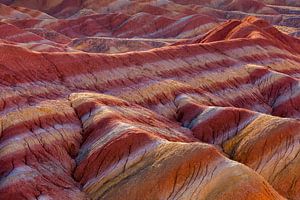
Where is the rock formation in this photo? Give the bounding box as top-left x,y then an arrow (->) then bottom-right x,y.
0,1 -> 300,200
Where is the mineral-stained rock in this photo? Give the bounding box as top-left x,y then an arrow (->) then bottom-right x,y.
0,1 -> 300,200
69,93 -> 284,200
176,94 -> 300,199
0,99 -> 87,199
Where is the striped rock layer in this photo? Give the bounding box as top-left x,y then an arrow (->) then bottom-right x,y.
0,1 -> 300,200
0,0 -> 299,53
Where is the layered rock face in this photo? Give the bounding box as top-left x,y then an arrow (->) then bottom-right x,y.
0,1 -> 300,200
0,0 -> 299,53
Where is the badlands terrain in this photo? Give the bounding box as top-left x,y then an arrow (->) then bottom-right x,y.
0,0 -> 300,200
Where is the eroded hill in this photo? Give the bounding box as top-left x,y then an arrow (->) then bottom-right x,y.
0,1 -> 300,200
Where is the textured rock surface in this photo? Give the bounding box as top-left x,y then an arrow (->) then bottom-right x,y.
0,0 -> 299,53
0,1 -> 300,200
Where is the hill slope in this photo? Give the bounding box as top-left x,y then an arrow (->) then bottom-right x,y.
0,1 -> 300,200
